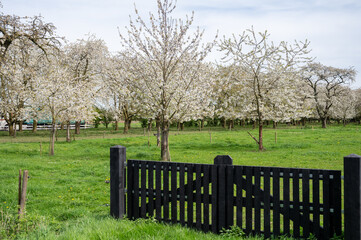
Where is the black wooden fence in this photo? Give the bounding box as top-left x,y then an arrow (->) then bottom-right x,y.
110,146 -> 361,240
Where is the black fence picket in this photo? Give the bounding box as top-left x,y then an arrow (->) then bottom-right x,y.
111,146 -> 349,240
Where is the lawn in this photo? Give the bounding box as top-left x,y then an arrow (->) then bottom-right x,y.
0,123 -> 359,239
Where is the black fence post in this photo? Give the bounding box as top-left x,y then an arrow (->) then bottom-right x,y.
344,154 -> 361,240
110,145 -> 126,219
214,155 -> 233,232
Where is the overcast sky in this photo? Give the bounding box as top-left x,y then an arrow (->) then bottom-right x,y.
2,0 -> 361,88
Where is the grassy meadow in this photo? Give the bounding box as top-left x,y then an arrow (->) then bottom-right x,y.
0,122 -> 360,239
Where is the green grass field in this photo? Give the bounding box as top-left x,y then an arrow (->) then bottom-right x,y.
0,123 -> 359,239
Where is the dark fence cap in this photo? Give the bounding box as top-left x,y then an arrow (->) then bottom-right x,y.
214,155 -> 233,165
345,154 -> 361,158
110,145 -> 126,149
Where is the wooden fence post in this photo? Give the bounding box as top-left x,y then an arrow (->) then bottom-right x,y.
18,170 -> 29,219
110,145 -> 126,219
214,155 -> 233,232
344,154 -> 361,240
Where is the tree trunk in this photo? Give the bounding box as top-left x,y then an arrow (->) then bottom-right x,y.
123,118 -> 129,134
32,120 -> 37,133
222,118 -> 226,128
60,122 -> 64,130
13,122 -> 16,138
180,122 -> 184,131
201,119 -> 204,129
177,121 -> 180,131
258,120 -> 264,151
156,118 -> 160,147
161,120 -> 171,161
50,122 -> 56,156
228,119 -> 233,130
128,120 -> 132,129
148,119 -> 153,132
75,121 -> 81,134
241,119 -> 245,127
6,118 -> 15,136
321,117 -> 327,128
273,121 -> 277,129
66,123 -> 71,142
19,121 -> 23,132
123,120 -> 128,134
114,121 -> 119,131
302,118 -> 306,126
8,122 -> 14,136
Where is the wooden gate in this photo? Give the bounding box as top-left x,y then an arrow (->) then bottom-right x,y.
110,146 -> 347,239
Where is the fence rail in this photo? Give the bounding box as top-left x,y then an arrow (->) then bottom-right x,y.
110,146 -> 360,240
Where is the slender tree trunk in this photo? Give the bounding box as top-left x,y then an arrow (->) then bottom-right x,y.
19,121 -> 23,132
32,120 -> 37,133
114,121 -> 119,131
6,116 -> 16,136
13,122 -> 16,138
66,123 -> 71,142
240,119 -> 245,127
177,121 -> 180,131
156,118 -> 160,147
228,120 -> 233,130
60,122 -> 64,130
148,119 -> 153,132
128,120 -> 132,129
302,118 -> 306,126
180,122 -> 184,131
222,118 -> 226,128
161,120 -> 171,161
123,118 -> 130,134
50,122 -> 56,156
75,121 -> 81,134
8,122 -> 15,136
201,119 -> 204,129
321,117 -> 327,128
123,120 -> 129,134
273,121 -> 277,129
258,119 -> 264,151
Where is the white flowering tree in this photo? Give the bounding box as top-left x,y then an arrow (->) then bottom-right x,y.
63,35 -> 108,135
214,65 -> 247,128
302,62 -> 356,128
0,13 -> 59,136
330,86 -> 357,126
119,0 -> 216,161
100,54 -> 145,133
32,52 -> 75,155
355,88 -> 361,123
219,27 -> 311,150
0,41 -> 31,135
28,43 -> 99,154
